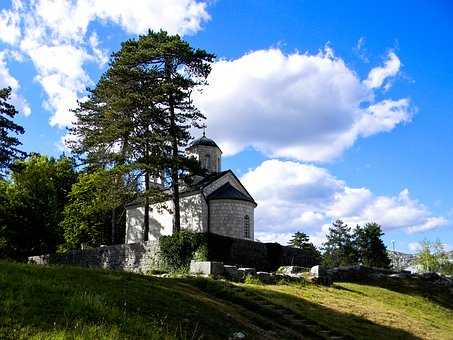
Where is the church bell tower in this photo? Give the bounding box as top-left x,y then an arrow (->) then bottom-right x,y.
186,132 -> 222,174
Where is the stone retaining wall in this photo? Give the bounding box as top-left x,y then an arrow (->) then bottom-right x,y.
207,233 -> 320,272
28,241 -> 161,273
28,233 -> 320,274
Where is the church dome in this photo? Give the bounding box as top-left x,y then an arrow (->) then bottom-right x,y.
190,135 -> 221,150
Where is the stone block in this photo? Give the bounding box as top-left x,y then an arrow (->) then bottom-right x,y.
310,265 -> 327,278
224,265 -> 240,279
190,261 -> 224,276
277,266 -> 309,276
256,271 -> 273,283
238,267 -> 256,276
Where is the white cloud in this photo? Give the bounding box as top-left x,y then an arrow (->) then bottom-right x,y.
364,51 -> 401,89
354,37 -> 369,63
0,50 -> 31,116
196,47 -> 411,162
407,217 -> 449,234
0,0 -> 210,127
0,0 -> 22,45
242,160 -> 448,245
408,241 -> 422,253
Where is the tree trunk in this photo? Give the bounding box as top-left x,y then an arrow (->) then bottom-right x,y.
144,171 -> 150,241
111,207 -> 116,245
170,104 -> 181,233
171,149 -> 180,234
166,58 -> 181,234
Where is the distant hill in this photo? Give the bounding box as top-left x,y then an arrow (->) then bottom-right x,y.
387,250 -> 417,271
1,261 -> 452,339
388,250 -> 453,272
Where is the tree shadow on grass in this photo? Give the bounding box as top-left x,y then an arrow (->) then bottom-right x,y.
342,277 -> 453,311
186,277 -> 422,340
0,262 -> 253,340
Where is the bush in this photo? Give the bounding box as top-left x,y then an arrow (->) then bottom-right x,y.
159,231 -> 208,272
244,274 -> 262,285
414,239 -> 448,273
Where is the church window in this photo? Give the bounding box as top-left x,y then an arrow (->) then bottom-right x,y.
204,154 -> 211,169
244,215 -> 250,239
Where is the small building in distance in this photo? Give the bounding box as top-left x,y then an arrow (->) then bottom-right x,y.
125,133 -> 257,243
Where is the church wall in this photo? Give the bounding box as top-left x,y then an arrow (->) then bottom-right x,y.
126,194 -> 205,243
187,145 -> 222,173
209,199 -> 255,240
180,193 -> 206,233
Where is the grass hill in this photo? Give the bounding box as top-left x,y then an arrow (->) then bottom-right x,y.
0,261 -> 452,339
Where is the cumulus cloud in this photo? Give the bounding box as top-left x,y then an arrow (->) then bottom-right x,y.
195,47 -> 410,162
0,50 -> 31,116
0,0 -> 21,45
408,241 -> 422,253
364,51 -> 401,90
0,0 -> 210,127
241,160 -> 448,245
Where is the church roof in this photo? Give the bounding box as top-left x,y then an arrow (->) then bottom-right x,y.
125,170 -> 256,208
190,170 -> 230,188
189,135 -> 221,151
207,182 -> 256,204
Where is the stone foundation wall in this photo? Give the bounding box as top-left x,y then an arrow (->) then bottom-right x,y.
28,234 -> 320,274
207,233 -> 320,272
28,241 -> 161,274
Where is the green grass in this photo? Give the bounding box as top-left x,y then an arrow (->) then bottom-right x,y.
1,261 -> 452,339
0,261 -> 252,339
238,279 -> 453,340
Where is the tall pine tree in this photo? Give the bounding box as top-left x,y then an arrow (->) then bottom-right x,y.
0,87 -> 25,178
70,31 -> 214,239
322,220 -> 357,267
354,223 -> 391,268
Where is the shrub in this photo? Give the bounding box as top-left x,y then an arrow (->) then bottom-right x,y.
159,231 -> 208,272
244,275 -> 262,285
414,239 -> 449,273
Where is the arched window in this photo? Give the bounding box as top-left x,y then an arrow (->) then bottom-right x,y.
204,154 -> 211,169
244,215 -> 250,239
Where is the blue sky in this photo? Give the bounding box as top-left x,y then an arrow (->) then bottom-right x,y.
1,0 -> 452,252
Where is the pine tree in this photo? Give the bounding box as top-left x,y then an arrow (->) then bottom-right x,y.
0,87 -> 25,178
70,31 -> 214,239
289,231 -> 311,249
322,220 -> 357,267
354,223 -> 390,268
289,231 -> 321,262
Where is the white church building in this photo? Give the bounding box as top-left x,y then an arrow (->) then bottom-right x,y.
125,134 -> 257,243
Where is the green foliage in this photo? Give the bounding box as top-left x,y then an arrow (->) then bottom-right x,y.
60,168 -> 136,251
0,155 -> 77,259
322,220 -> 358,267
159,230 -> 208,272
441,261 -> 453,276
322,220 -> 390,269
289,231 -> 310,249
289,231 -> 321,262
192,243 -> 209,262
244,275 -> 262,285
414,239 -> 449,273
0,87 -> 26,178
69,30 -> 215,236
354,223 -> 390,268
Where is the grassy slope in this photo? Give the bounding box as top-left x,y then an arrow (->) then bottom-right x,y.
1,261 -> 452,340
240,280 -> 453,340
